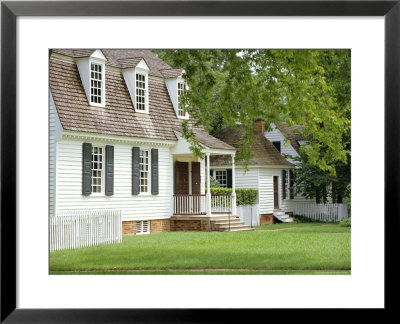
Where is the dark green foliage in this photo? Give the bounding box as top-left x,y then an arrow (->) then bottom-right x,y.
293,215 -> 323,223
153,49 -> 350,174
210,188 -> 258,206
291,132 -> 350,203
209,176 -> 220,188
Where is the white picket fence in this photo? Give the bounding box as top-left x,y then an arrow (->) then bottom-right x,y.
50,209 -> 122,252
236,204 -> 259,226
292,203 -> 348,222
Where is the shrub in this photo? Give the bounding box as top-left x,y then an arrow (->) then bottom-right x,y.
293,215 -> 322,223
340,218 -> 351,227
210,188 -> 258,206
209,176 -> 220,188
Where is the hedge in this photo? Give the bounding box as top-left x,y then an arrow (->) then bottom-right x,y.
210,187 -> 258,206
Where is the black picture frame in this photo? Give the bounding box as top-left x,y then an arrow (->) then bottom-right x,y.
1,0 -> 398,322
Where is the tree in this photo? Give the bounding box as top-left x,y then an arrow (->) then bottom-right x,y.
153,49 -> 351,174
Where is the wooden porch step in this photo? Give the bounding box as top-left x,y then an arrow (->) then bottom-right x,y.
213,219 -> 243,225
214,223 -> 254,232
218,226 -> 255,232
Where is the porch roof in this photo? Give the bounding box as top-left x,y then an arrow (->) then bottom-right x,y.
172,129 -> 236,156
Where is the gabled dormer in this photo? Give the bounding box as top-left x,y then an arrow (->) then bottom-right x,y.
76,49 -> 107,107
162,69 -> 189,120
120,58 -> 150,114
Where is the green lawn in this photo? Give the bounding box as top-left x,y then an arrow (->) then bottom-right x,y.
50,223 -> 350,275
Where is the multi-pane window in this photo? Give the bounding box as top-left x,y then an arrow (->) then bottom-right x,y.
177,82 -> 185,117
90,63 -> 103,104
136,73 -> 146,111
140,150 -> 149,192
91,146 -> 103,193
215,170 -> 227,188
136,220 -> 150,235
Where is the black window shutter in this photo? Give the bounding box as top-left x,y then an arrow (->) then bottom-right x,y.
105,145 -> 114,196
151,148 -> 159,195
82,142 -> 92,196
210,169 -> 213,178
132,147 -> 140,195
282,170 -> 287,199
226,169 -> 232,188
289,170 -> 294,199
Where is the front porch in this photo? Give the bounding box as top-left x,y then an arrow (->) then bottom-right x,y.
172,150 -> 237,217
173,193 -> 233,216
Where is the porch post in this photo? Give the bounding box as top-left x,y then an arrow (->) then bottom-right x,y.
231,154 -> 237,215
206,152 -> 212,217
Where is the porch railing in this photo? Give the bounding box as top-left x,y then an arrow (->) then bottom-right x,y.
173,194 -> 206,215
211,194 -> 232,214
173,194 -> 234,215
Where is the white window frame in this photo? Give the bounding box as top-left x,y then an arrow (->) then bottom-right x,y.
91,145 -> 105,195
89,60 -> 105,107
177,78 -> 189,119
215,169 -> 228,188
134,68 -> 149,114
139,149 -> 151,194
136,220 -> 150,235
177,81 -> 186,117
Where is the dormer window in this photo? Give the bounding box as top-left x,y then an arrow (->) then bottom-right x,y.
76,50 -> 107,108
135,73 -> 146,111
177,82 -> 185,117
90,62 -> 104,104
121,58 -> 150,114
164,73 -> 189,119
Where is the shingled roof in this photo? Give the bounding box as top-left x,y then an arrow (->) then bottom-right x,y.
52,49 -> 175,78
276,123 -> 309,154
210,126 -> 293,167
49,49 -> 234,151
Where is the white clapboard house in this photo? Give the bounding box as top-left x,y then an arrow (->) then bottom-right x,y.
49,48 -> 258,241
263,123 -> 348,223
210,119 -> 296,225
264,122 -> 318,209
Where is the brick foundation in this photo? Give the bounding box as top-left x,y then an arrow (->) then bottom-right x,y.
122,221 -> 136,235
122,219 -> 171,236
171,219 -> 211,232
150,219 -> 171,234
259,214 -> 274,225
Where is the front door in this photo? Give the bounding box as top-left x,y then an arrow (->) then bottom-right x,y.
175,161 -> 189,195
191,162 -> 201,195
273,176 -> 279,209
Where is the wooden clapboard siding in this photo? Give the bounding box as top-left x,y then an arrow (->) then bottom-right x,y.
56,139 -> 173,221
264,123 -> 299,164
234,167 -> 259,190
49,92 -> 63,218
258,168 -> 286,214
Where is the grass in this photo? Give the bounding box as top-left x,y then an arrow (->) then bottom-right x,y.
50,223 -> 350,275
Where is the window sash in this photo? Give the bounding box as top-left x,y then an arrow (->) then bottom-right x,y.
90,63 -> 103,104
215,170 -> 227,188
140,150 -> 149,193
177,82 -> 185,116
136,73 -> 146,111
91,146 -> 104,193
